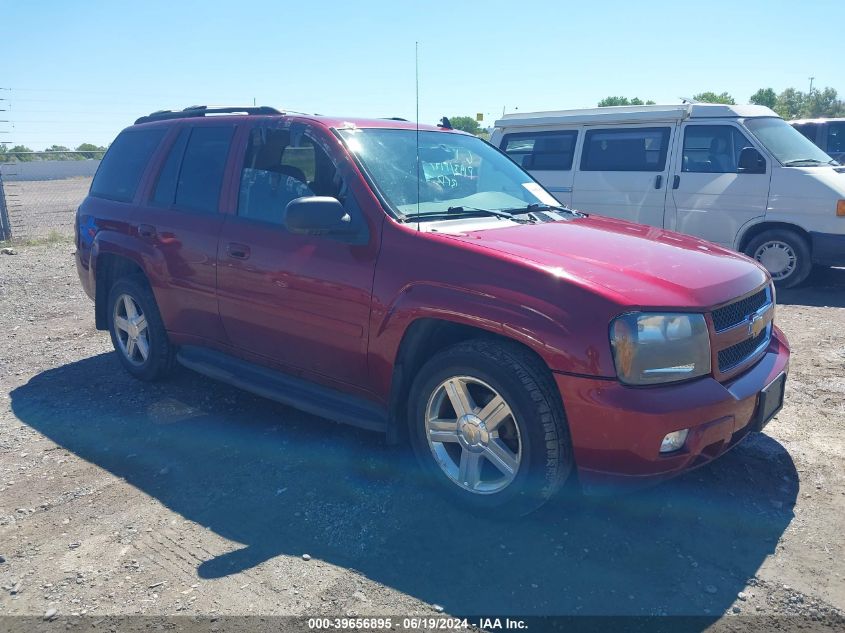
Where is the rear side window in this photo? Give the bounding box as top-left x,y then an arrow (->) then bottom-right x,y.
581,127 -> 670,172
90,128 -> 165,202
682,125 -> 755,173
828,122 -> 845,155
152,128 -> 190,206
173,126 -> 234,214
501,131 -> 578,170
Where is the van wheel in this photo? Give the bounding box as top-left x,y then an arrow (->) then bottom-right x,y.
107,275 -> 174,381
407,339 -> 572,516
745,229 -> 812,289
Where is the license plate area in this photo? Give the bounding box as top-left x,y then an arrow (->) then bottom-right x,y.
753,372 -> 786,431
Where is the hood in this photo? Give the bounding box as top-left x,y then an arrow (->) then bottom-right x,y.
444,215 -> 768,308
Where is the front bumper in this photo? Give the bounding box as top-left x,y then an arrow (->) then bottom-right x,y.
555,326 -> 790,494
810,231 -> 845,267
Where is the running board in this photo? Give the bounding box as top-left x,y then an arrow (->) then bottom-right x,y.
176,346 -> 387,433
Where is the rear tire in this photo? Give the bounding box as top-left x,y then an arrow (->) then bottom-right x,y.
745,229 -> 812,289
107,275 -> 174,381
407,339 -> 572,516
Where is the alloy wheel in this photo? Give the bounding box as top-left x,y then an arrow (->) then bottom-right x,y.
424,376 -> 522,494
113,293 -> 150,366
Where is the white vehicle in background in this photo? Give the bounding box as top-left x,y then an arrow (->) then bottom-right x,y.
491,104 -> 845,287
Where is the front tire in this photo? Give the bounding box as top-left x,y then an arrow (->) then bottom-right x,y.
407,339 -> 572,516
107,275 -> 174,381
745,229 -> 812,289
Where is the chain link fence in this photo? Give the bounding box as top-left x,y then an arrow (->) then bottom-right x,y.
0,152 -> 102,242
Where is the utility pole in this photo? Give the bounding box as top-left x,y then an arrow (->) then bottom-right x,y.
809,77 -> 815,94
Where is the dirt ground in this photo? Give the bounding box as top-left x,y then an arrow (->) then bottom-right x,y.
0,242 -> 843,629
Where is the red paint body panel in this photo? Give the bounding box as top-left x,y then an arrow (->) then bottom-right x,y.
558,327 -> 789,491
75,111 -> 791,491
215,213 -> 379,389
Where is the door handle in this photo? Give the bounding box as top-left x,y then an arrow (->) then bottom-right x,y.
227,242 -> 251,260
654,175 -> 663,189
672,175 -> 681,189
138,224 -> 156,239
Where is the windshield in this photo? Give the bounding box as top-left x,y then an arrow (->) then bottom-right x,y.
338,128 -> 561,218
744,117 -> 837,166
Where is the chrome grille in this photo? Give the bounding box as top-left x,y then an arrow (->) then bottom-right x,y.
718,327 -> 770,372
712,289 -> 768,332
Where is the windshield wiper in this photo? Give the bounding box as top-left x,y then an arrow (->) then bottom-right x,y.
507,203 -> 584,218
445,206 -> 535,222
783,158 -> 832,166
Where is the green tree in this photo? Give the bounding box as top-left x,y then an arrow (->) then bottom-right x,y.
5,145 -> 36,162
44,144 -> 82,160
76,142 -> 107,159
598,96 -> 655,107
775,88 -> 806,120
749,88 -> 777,109
804,87 -> 845,118
692,91 -> 736,105
448,116 -> 483,135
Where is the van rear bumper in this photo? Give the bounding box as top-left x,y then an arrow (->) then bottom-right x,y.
810,231 -> 845,266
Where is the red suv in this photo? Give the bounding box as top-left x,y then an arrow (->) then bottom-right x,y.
75,106 -> 790,514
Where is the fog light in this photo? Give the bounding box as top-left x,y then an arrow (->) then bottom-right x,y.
660,429 -> 689,453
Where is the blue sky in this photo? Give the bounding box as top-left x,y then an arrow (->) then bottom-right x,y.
3,0 -> 843,149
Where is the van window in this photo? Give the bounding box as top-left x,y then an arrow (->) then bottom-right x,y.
151,127 -> 190,206
173,126 -> 234,214
90,128 -> 165,202
682,125 -> 755,173
792,123 -> 819,143
828,122 -> 845,156
501,131 -> 578,170
581,127 -> 670,172
237,127 -> 346,225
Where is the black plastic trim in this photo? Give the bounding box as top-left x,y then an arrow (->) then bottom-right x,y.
810,231 -> 845,266
176,346 -> 387,433
135,106 -> 282,125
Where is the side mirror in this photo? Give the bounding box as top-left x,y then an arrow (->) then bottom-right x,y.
283,197 -> 356,236
737,147 -> 766,174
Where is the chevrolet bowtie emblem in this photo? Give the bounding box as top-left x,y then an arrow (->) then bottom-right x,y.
747,312 -> 765,338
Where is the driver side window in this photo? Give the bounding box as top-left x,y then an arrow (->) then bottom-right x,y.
237,127 -> 347,225
682,125 -> 755,174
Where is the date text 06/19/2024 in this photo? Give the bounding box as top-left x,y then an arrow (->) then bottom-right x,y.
306,617 -> 528,630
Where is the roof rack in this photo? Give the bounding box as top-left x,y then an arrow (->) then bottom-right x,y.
134,105 -> 283,125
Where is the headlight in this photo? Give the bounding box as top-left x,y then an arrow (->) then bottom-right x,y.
610,313 -> 711,385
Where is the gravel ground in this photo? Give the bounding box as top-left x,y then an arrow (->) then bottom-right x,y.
0,242 -> 843,629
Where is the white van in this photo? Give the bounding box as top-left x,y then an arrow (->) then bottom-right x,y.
491,104 -> 845,287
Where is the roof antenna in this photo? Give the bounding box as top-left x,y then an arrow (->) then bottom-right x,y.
415,41 -> 421,232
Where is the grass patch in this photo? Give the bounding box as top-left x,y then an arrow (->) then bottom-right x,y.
1,230 -> 74,248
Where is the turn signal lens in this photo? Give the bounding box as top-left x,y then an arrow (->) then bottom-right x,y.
837,200 -> 845,217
